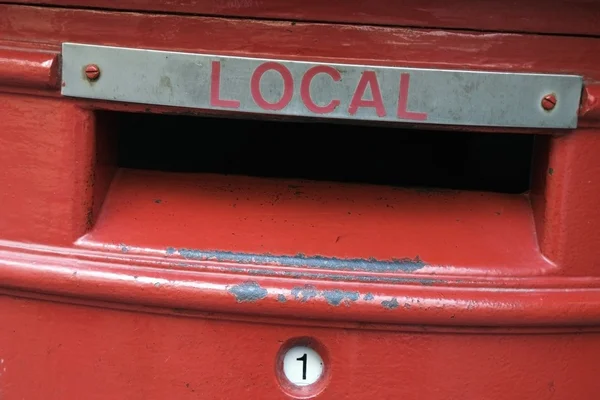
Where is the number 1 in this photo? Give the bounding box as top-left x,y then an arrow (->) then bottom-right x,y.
296,353 -> 307,380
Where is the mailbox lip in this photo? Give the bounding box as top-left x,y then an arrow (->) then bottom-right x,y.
2,241 -> 600,329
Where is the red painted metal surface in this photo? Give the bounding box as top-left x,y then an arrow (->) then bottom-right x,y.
4,0 -> 600,36
3,296 -> 600,400
0,5 -> 599,83
0,48 -> 59,89
1,3 -> 600,399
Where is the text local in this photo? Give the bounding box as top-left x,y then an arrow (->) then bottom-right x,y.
210,60 -> 429,121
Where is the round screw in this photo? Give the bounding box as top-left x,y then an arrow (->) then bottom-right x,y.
541,93 -> 557,111
84,64 -> 100,81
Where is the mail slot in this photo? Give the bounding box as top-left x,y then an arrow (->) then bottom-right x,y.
1,2 -> 600,400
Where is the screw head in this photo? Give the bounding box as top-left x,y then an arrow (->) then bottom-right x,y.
541,93 -> 557,111
84,64 -> 100,81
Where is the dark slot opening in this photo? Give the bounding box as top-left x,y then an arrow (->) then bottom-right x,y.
114,112 -> 535,194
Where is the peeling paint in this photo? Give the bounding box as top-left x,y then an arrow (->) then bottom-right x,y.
323,289 -> 360,306
291,285 -> 318,302
166,247 -> 176,255
382,298 -> 399,309
228,281 -> 268,303
364,293 -> 375,301
166,257 -> 440,286
277,294 -> 287,303
177,248 -> 425,273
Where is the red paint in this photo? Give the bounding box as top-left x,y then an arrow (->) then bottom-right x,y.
78,170 -> 549,273
2,296 -> 600,400
250,62 -> 294,111
1,4 -> 600,400
348,71 -> 386,117
2,6 -> 600,84
530,130 -> 600,276
397,73 -> 428,121
4,0 -> 600,36
0,93 -> 95,245
300,65 -> 341,114
210,60 -> 240,109
84,63 -> 100,81
1,240 -> 600,327
579,84 -> 600,122
541,93 -> 557,111
0,47 -> 59,89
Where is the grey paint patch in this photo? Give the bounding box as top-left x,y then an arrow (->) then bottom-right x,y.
291,285 -> 318,302
228,281 -> 268,303
166,247 -> 176,255
364,293 -> 375,301
323,289 -> 360,306
277,294 -> 287,303
166,257 -> 441,286
120,244 -> 129,253
177,248 -> 425,273
382,298 -> 399,309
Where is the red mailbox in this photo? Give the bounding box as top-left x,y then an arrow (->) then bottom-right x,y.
1,1 -> 600,399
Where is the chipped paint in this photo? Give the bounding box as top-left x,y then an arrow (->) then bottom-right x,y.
277,294 -> 287,303
166,247 -> 176,255
291,285 -> 318,302
322,289 -> 360,306
382,298 -> 399,309
228,281 -> 268,303
177,248 -> 425,273
364,293 -> 375,301
164,255 -> 439,286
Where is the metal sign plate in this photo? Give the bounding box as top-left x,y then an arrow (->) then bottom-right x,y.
61,43 -> 583,129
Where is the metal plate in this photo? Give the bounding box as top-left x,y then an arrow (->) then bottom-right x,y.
61,43 -> 583,129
